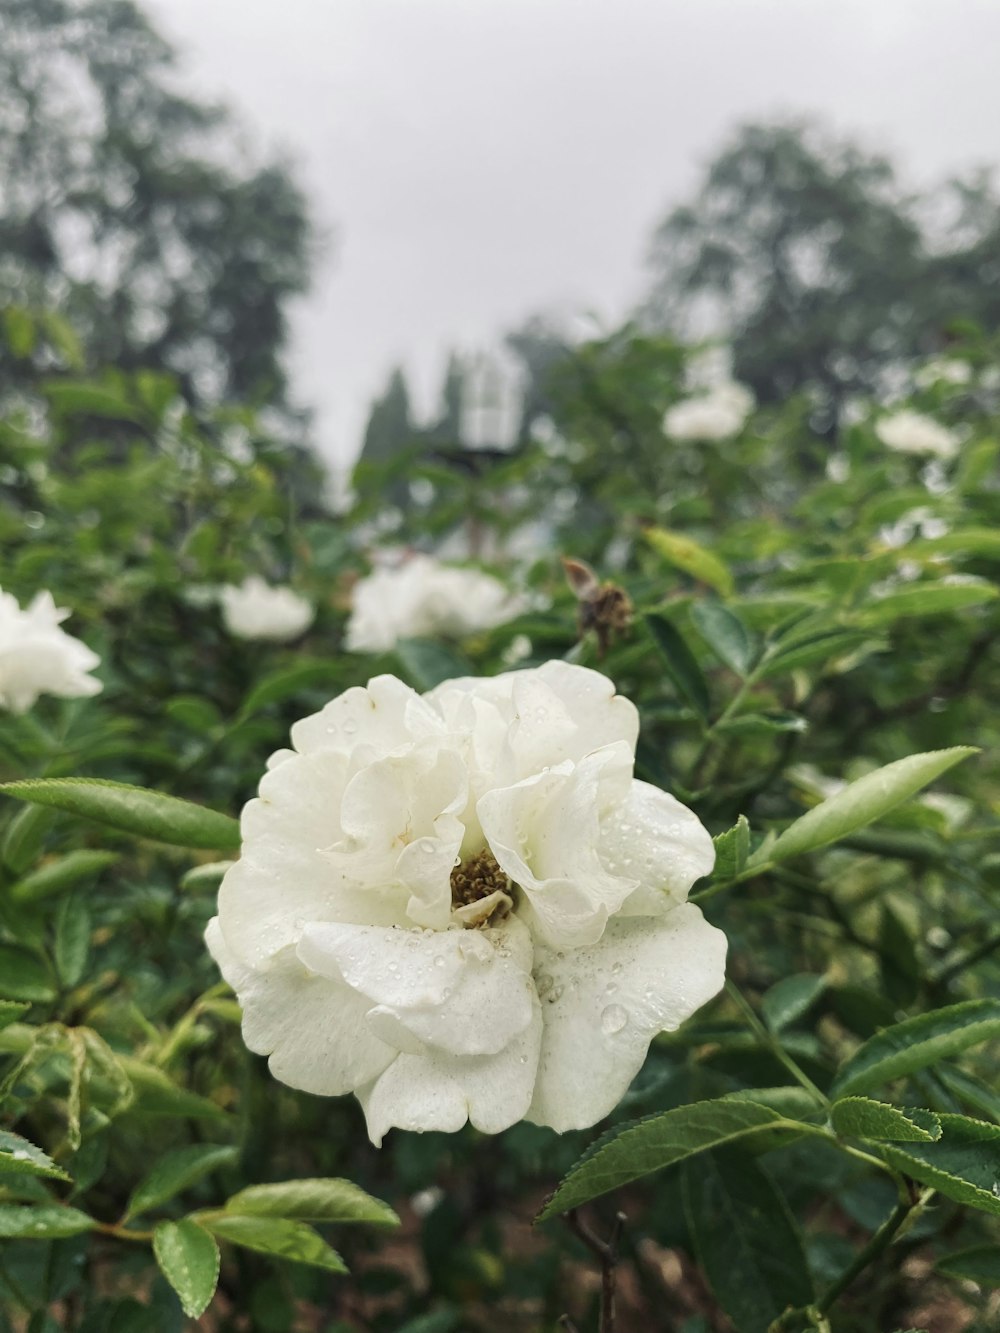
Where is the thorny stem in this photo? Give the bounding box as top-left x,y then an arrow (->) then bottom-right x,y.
564,1209 -> 627,1333
725,980 -> 830,1109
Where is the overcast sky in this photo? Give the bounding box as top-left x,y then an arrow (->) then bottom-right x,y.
146,0 -> 1000,471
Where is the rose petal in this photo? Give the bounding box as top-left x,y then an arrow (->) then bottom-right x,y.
206,918 -> 396,1096
600,780 -> 716,915
357,1002 -> 542,1145
528,903 -> 727,1132
297,916 -> 536,1058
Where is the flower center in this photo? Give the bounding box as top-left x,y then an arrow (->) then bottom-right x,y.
450,848 -> 512,928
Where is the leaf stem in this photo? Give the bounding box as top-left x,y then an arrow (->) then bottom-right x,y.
725,981 -> 830,1109
814,1188 -> 933,1315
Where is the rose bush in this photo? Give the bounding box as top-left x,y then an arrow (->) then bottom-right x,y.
0,586 -> 102,713
207,661 -> 725,1142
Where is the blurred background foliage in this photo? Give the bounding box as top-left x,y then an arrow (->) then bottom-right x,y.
1,2 -> 1000,1331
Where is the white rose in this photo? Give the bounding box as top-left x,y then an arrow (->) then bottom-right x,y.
219,577 -> 315,642
0,588 -> 102,714
662,381 -> 755,442
206,662 -> 726,1143
874,410 -> 960,460
914,358 -> 972,389
346,555 -> 526,654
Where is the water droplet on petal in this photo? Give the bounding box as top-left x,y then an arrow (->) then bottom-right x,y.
433,955 -> 445,968
601,1004 -> 628,1035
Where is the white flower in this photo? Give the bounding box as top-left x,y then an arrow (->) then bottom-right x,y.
874,410 -> 960,460
0,588 -> 102,714
914,357 -> 972,389
219,577 -> 315,642
662,381 -> 755,442
346,555 -> 526,654
206,662 -> 725,1143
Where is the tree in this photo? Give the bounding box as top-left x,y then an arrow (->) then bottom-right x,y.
0,0 -> 313,408
642,119 -> 1000,427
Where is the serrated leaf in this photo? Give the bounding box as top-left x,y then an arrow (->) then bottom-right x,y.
126,1145 -> 238,1221
712,816 -> 750,879
153,1219 -> 220,1318
761,973 -> 827,1033
760,747 -> 977,865
644,614 -> 710,717
831,1098 -> 941,1143
690,601 -> 755,675
758,628 -> 873,677
682,1151 -> 813,1333
880,1114 -> 1000,1217
0,779 -> 240,851
832,1000 -> 1000,1100
223,1178 -> 399,1227
0,1203 -> 95,1237
202,1214 -> 347,1272
10,850 -> 119,904
0,1131 -> 71,1181
936,1244 -> 1000,1284
645,527 -> 734,596
537,1099 -> 823,1219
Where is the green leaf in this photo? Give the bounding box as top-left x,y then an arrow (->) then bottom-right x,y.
645,527 -> 734,596
54,898 -> 91,989
644,614 -> 710,717
0,946 -> 54,1003
153,1219 -> 220,1319
394,638 -> 474,690
712,816 -> 750,880
761,973 -> 827,1033
913,527 -> 1000,560
224,1178 -> 399,1227
537,1099 -> 822,1219
936,1245 -> 1000,1284
164,695 -> 223,733
832,1000 -> 1000,1099
861,581 -> 998,624
117,1057 -> 228,1121
126,1145 -> 238,1221
831,1098 -> 942,1143
0,1000 -> 29,1032
202,1215 -> 347,1272
0,1131 -> 71,1181
0,779 -> 241,851
0,1204 -> 95,1237
690,601 -> 755,675
716,710 -> 808,736
43,380 -> 141,422
880,1114 -> 1000,1217
760,747 -> 977,865
9,850 -> 119,905
1,804 -> 54,875
682,1151 -> 813,1333
240,661 -> 343,716
2,306 -> 37,358
758,628 -> 873,678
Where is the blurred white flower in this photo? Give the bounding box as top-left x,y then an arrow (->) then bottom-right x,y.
914,357 -> 972,389
207,662 -> 724,1143
874,410 -> 960,460
0,588 -> 102,714
346,555 -> 526,653
219,577 -> 314,642
662,382 -> 755,442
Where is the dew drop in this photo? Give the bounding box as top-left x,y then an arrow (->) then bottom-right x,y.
535,972 -> 554,997
605,982 -> 618,995
343,718 -> 358,735
549,985 -> 564,1003
433,955 -> 445,968
601,1004 -> 628,1035
611,961 -> 623,975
